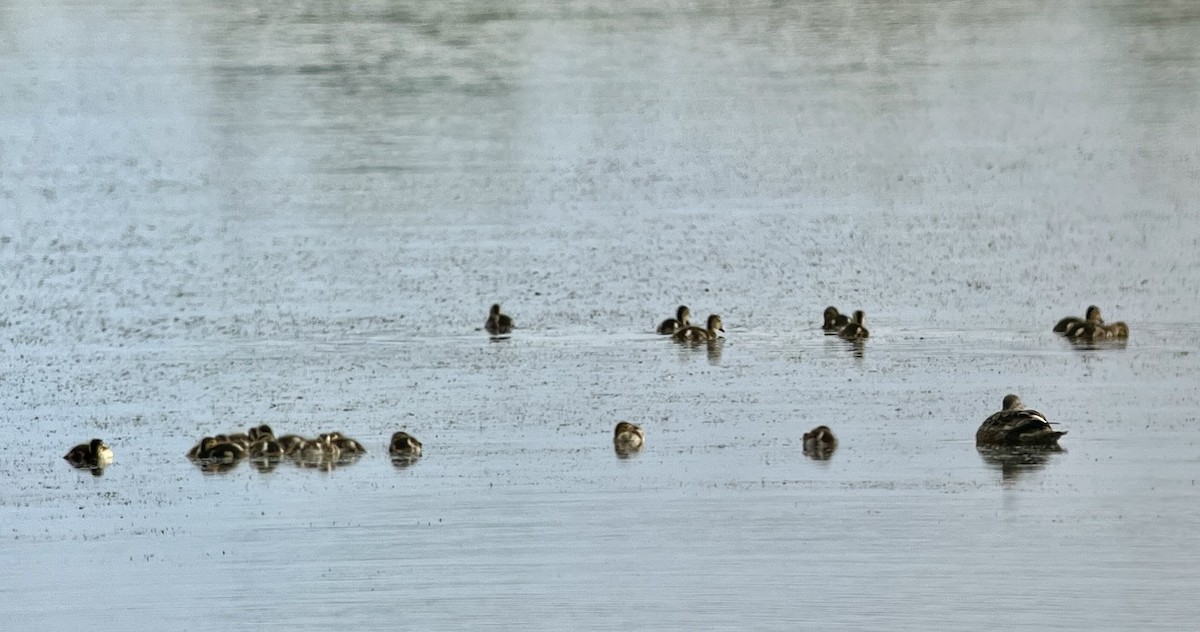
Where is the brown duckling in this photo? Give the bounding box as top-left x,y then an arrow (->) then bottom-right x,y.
64,438 -> 114,468
248,437 -> 284,458
822,306 -> 851,332
247,424 -> 275,442
838,310 -> 869,339
1054,305 -> 1102,333
276,434 -> 307,456
802,426 -> 837,459
976,394 -> 1066,447
199,439 -> 247,462
389,431 -> 423,457
673,314 -> 724,342
657,305 -> 691,335
613,421 -> 645,454
485,303 -> 514,335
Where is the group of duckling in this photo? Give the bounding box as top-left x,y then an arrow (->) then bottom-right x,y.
655,305 -> 725,342
185,424 -> 368,472
1053,305 -> 1129,343
63,303 -> 1121,475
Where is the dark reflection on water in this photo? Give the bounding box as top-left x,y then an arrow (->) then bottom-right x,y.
977,445 -> 1063,484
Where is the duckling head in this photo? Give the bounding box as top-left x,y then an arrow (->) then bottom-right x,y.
1085,305 -> 1103,322
1001,393 -> 1024,410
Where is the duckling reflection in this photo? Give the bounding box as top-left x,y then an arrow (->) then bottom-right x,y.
705,337 -> 724,364
802,426 -> 837,460
64,438 -> 113,470
613,421 -> 644,458
248,455 -> 282,474
976,445 -> 1063,483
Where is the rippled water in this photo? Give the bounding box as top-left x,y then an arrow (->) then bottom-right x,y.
3,1 -> 1200,629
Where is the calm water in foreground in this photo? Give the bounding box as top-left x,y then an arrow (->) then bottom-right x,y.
2,1 -> 1200,629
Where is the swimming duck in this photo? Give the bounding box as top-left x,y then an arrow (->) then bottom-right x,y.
485,303 -> 514,335
838,310 -> 869,339
657,305 -> 691,335
64,439 -> 114,468
613,421 -> 644,454
802,426 -> 837,459
1053,305 -> 1103,333
673,314 -> 724,342
822,306 -> 851,331
389,431 -> 423,457
975,394 -> 1066,447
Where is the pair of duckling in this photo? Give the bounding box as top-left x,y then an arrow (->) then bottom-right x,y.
656,305 -> 726,342
64,438 -> 114,469
1053,305 -> 1129,342
823,306 -> 869,339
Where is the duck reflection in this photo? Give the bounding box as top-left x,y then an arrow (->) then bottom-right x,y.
976,445 -> 1063,483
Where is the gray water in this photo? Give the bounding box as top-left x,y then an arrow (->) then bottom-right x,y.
3,1 -> 1200,629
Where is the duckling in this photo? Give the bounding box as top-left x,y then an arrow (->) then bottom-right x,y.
673,314 -> 724,342
199,439 -> 247,462
389,431 -> 423,457
822,306 -> 851,332
976,394 -> 1066,447
613,421 -> 644,453
319,431 -> 366,457
276,434 -> 307,455
1104,321 -> 1129,338
1054,305 -> 1103,333
656,305 -> 691,335
802,425 -> 837,459
247,424 -> 275,442
248,437 -> 284,458
64,438 -> 114,468
485,303 -> 514,335
186,436 -> 215,459
838,310 -> 869,339
225,432 -> 251,450
297,437 -> 341,463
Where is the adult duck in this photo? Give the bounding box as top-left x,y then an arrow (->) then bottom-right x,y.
975,394 -> 1066,447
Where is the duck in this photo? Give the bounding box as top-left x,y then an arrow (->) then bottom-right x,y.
802,425 -> 838,459
186,436 -> 214,459
656,305 -> 691,335
1054,305 -> 1103,333
64,439 -> 114,468
822,306 -> 851,332
1104,321 -> 1129,338
975,394 -> 1066,447
613,421 -> 644,454
485,303 -> 514,335
673,314 -> 724,342
838,310 -> 869,339
389,431 -> 423,457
